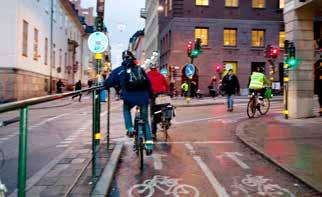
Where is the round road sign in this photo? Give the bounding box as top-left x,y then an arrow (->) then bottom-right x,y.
88,32 -> 109,54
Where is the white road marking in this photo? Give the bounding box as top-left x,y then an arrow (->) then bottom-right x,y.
55,144 -> 69,148
0,138 -> 9,141
193,156 -> 229,197
61,141 -> 72,144
151,154 -> 165,170
29,113 -> 69,129
128,175 -> 200,197
185,143 -> 196,154
217,152 -> 250,170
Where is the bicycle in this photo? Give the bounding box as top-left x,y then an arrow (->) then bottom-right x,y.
153,104 -> 175,141
128,175 -> 199,197
247,88 -> 271,118
0,149 -> 7,197
133,106 -> 150,170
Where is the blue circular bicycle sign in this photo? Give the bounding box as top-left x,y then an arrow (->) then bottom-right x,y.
88,32 -> 109,53
184,64 -> 196,79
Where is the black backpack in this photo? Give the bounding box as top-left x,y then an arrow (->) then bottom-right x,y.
124,66 -> 148,91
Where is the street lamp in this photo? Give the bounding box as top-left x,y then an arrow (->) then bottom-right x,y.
157,5 -> 164,12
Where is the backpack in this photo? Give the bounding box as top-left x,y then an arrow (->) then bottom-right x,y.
124,66 -> 148,91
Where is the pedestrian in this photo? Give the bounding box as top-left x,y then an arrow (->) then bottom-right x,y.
72,80 -> 82,102
222,69 -> 240,112
104,50 -> 154,155
87,79 -> 93,88
56,79 -> 64,93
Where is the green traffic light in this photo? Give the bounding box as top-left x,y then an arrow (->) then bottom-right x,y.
191,49 -> 200,57
286,57 -> 299,68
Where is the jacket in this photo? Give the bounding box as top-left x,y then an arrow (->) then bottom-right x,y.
222,74 -> 240,95
147,69 -> 169,95
249,72 -> 265,90
104,60 -> 152,105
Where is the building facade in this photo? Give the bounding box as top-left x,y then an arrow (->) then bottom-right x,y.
129,30 -> 145,65
142,0 -> 160,62
284,0 -> 322,118
158,0 -> 284,94
0,0 -> 94,102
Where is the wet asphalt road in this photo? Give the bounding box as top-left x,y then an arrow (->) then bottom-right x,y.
109,101 -> 320,197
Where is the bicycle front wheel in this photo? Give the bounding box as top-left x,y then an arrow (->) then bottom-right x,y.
259,98 -> 270,115
247,98 -> 256,118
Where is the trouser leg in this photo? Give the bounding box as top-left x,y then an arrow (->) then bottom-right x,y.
123,102 -> 134,132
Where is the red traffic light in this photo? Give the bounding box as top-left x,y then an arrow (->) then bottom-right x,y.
187,41 -> 193,50
215,65 -> 221,73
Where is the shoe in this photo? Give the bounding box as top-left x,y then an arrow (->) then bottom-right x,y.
145,141 -> 154,155
126,131 -> 134,138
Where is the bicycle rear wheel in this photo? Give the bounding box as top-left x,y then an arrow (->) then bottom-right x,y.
259,98 -> 270,115
247,98 -> 256,118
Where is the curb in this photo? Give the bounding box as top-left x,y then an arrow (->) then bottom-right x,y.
175,98 -> 283,108
91,142 -> 124,196
235,121 -> 322,194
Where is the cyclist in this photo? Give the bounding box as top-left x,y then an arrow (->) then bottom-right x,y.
248,67 -> 270,106
104,51 -> 154,154
147,63 -> 169,139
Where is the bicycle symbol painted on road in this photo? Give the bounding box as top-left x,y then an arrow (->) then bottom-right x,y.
128,175 -> 199,197
231,174 -> 295,197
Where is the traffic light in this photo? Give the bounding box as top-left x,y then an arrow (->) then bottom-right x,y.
186,41 -> 193,56
215,64 -> 221,73
286,42 -> 299,68
265,45 -> 280,59
191,38 -> 202,58
95,17 -> 104,32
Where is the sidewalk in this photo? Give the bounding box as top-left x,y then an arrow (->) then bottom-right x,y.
236,115 -> 322,193
171,95 -> 283,107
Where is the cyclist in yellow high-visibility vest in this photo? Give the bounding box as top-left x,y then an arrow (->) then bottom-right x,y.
248,67 -> 270,101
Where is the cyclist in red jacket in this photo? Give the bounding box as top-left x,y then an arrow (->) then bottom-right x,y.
147,63 -> 169,139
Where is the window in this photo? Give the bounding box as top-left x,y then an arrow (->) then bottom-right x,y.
252,0 -> 265,8
279,0 -> 285,9
64,52 -> 67,67
223,62 -> 238,76
44,38 -> 48,65
225,0 -> 238,7
53,50 -> 56,68
224,29 -> 237,46
279,31 -> 285,48
33,28 -> 39,60
195,27 -> 208,46
196,0 -> 209,6
22,20 -> 28,57
252,30 -> 265,47
59,49 -> 62,67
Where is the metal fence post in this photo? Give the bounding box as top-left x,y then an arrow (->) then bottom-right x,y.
92,90 -> 97,178
18,106 -> 28,197
107,89 -> 110,149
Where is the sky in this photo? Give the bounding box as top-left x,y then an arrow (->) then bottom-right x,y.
81,0 -> 145,68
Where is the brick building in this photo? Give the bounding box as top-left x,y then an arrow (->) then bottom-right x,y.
158,0 -> 285,94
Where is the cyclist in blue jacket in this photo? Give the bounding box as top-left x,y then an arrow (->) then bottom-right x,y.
104,51 -> 154,154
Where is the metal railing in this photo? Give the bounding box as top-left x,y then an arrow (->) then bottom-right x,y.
0,86 -> 110,197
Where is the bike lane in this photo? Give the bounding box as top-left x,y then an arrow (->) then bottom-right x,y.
109,104 -> 318,196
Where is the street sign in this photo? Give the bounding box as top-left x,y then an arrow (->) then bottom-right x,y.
88,32 -> 109,54
161,68 -> 168,76
185,64 -> 196,79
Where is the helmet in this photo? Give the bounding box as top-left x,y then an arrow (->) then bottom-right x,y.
122,50 -> 135,61
149,63 -> 157,69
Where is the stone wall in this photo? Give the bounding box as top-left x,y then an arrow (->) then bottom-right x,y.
0,68 -> 67,102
